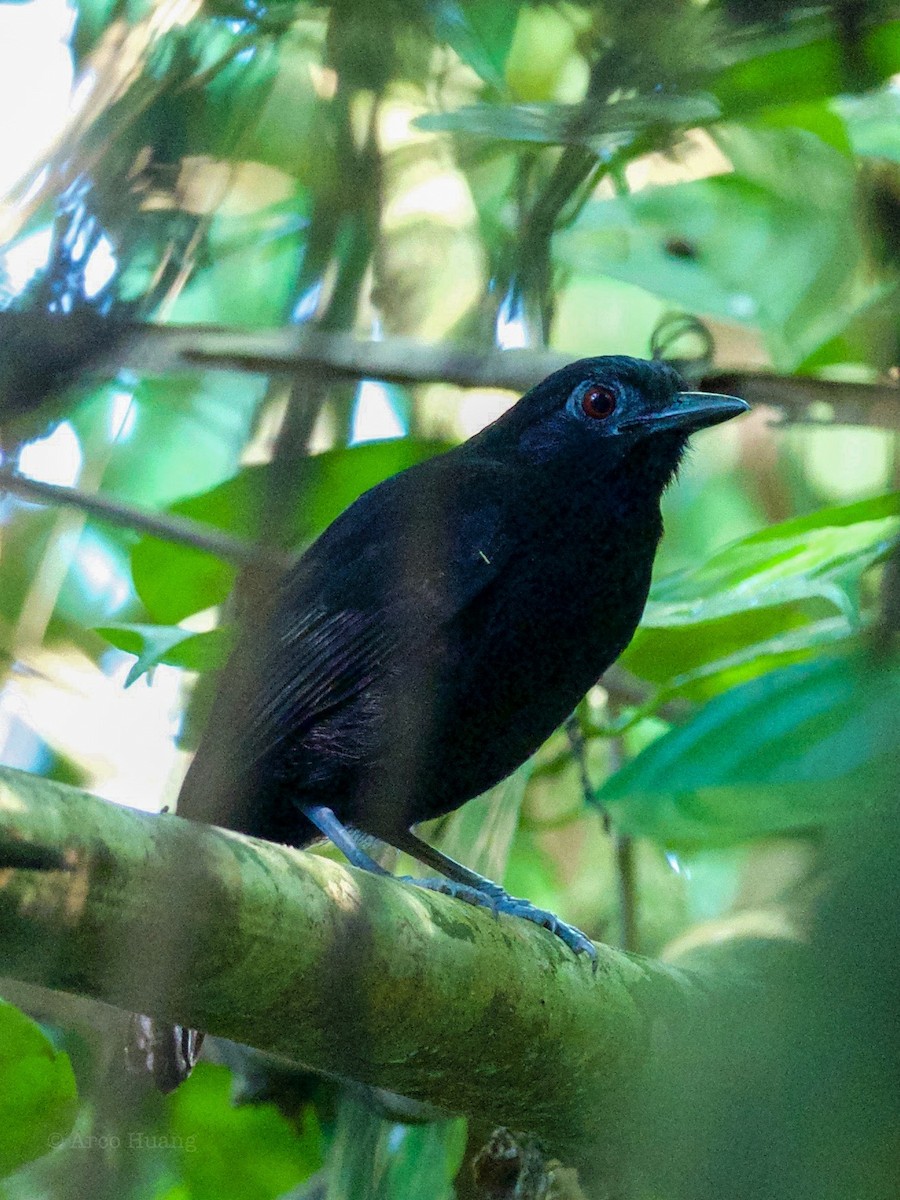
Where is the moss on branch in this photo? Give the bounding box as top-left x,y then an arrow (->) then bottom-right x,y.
0,765 -> 797,1161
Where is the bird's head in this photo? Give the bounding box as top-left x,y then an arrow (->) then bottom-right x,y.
483,356 -> 748,487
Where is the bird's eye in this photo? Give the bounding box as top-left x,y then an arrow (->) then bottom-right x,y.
580,384 -> 616,420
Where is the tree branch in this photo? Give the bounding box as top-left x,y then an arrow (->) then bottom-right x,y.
150,325 -> 900,429
6,315 -> 893,429
0,765 -> 798,1164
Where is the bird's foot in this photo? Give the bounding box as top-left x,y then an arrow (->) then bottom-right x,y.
399,875 -> 597,968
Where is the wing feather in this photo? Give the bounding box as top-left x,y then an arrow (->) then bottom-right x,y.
177,453 -> 515,826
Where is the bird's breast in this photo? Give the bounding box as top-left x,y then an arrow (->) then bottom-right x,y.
414,510 -> 660,817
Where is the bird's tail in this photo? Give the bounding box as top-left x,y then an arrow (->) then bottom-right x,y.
124,1014 -> 204,1093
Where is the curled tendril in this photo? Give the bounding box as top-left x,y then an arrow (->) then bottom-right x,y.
649,312 -> 716,377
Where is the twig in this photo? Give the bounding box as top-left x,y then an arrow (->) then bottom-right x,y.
614,835 -> 638,954
565,715 -> 640,952
564,714 -> 637,952
702,369 -> 900,429
0,468 -> 283,568
601,712 -> 639,954
596,665 -> 692,726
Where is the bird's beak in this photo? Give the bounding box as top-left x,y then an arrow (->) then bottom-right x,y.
619,391 -> 748,434
659,391 -> 749,432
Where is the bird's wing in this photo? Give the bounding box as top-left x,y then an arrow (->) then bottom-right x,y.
250,453 -> 515,743
177,453 -> 515,821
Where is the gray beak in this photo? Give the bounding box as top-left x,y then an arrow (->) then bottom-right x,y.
620,391 -> 749,434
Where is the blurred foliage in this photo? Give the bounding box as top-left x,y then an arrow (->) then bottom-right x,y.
169,1064 -> 324,1199
0,1001 -> 77,1178
635,792 -> 900,1200
620,490 -> 899,703
602,652 -> 900,848
128,439 -> 455,624
0,0 -> 898,1196
325,1092 -> 466,1200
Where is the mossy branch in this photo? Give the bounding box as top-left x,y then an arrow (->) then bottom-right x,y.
0,764 -> 799,1161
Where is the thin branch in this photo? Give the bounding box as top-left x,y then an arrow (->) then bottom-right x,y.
614,835 -> 638,954
566,707 -> 640,953
597,665 -> 693,726
114,322 -> 577,391
0,468 -> 284,568
6,316 -> 893,429
702,369 -> 900,429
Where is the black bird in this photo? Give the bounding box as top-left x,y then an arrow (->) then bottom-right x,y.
134,356 -> 746,1087
183,354 -> 748,936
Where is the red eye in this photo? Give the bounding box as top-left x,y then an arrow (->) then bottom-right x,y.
581,384 -> 616,420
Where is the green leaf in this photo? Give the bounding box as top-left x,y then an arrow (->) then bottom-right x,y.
131,440 -> 452,624
326,1091 -> 465,1200
736,490 -> 900,541
131,471 -> 258,627
600,654 -> 900,849
620,493 -> 899,702
605,781 -> 854,852
415,93 -> 720,146
713,20 -> 900,115
714,30 -> 844,114
95,624 -> 233,685
756,99 -> 853,156
561,122 -> 873,367
622,613 -> 859,704
167,202 -> 307,328
643,491 -> 900,627
711,122 -> 853,209
97,373 -> 266,511
71,0 -> 122,61
378,1120 -> 468,1200
837,88 -> 900,164
0,1000 -> 78,1178
169,1063 -> 322,1200
431,0 -> 522,90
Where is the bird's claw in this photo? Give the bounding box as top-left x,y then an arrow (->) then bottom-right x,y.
500,896 -> 598,965
398,875 -> 597,969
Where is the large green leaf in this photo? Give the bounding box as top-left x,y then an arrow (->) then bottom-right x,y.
560,122 -> 873,368
600,654 -> 900,849
166,203 -> 307,328
0,366 -> 264,631
623,613 -> 859,704
97,373 -> 267,511
430,0 -> 522,90
131,439 -> 453,624
713,19 -> 900,115
0,1000 -> 78,1178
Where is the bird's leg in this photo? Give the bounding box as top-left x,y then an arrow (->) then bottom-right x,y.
389,828 -> 597,965
298,807 -> 596,963
300,805 -> 393,876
